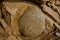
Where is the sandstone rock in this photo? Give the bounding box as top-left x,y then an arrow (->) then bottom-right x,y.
2,6 -> 11,26
18,6 -> 45,38
41,5 -> 60,23
6,35 -> 17,40
0,0 -> 60,40
2,2 -> 45,38
0,26 -> 9,40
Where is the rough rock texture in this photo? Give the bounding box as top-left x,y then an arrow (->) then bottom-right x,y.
0,0 -> 60,40
18,6 -> 45,38
2,2 -> 45,39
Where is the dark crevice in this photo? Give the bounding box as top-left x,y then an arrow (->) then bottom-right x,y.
2,13 -> 4,18
41,8 -> 57,23
50,5 -> 60,18
50,5 -> 60,25
45,1 -> 60,24
0,22 -> 5,29
26,0 -> 41,7
20,31 -> 27,37
53,24 -> 59,37
46,1 -> 50,7
4,8 -> 11,16
1,7 -> 11,26
0,0 -> 4,4
1,5 -> 4,19
41,7 -> 60,27
53,24 -> 57,32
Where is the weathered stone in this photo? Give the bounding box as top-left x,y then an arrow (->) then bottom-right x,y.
0,26 -> 9,40
1,0 -> 60,40
41,5 -> 60,24
2,6 -> 11,26
6,35 -> 17,40
2,2 -> 45,38
18,6 -> 45,38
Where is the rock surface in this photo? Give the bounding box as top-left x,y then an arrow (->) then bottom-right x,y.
0,0 -> 60,40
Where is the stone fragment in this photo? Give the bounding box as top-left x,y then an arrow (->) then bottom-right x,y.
18,5 -> 45,38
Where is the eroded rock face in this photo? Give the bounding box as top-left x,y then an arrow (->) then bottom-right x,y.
0,0 -> 60,40
18,6 -> 45,38
2,2 -> 45,39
